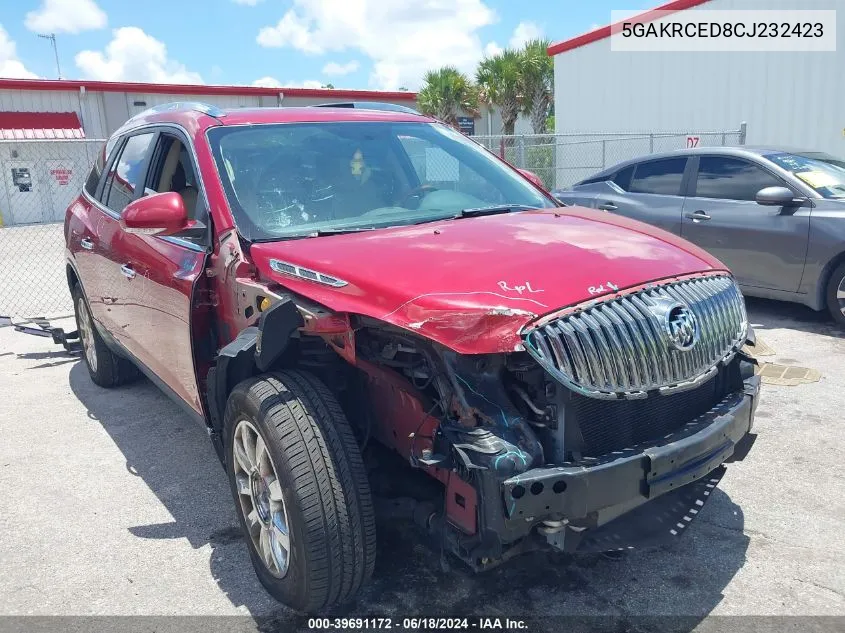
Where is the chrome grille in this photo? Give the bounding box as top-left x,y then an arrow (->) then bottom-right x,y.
523,275 -> 747,399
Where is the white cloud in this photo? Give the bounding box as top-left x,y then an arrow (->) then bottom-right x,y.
509,21 -> 543,49
0,24 -> 38,78
75,27 -> 202,83
322,60 -> 359,76
25,0 -> 107,35
483,41 -> 502,57
296,79 -> 324,89
252,76 -> 283,87
252,76 -> 323,89
257,11 -> 323,53
255,0 -> 497,90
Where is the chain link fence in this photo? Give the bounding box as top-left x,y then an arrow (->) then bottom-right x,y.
472,124 -> 747,191
0,139 -> 104,319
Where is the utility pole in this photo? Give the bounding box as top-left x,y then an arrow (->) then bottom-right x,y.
37,33 -> 62,79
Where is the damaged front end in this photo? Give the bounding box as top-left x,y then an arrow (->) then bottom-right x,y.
341,273 -> 760,569
216,266 -> 759,570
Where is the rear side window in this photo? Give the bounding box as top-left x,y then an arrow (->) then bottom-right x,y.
102,132 -> 155,214
576,164 -> 634,189
629,158 -> 687,195
577,174 -> 608,186
612,165 -> 635,190
694,156 -> 784,201
83,136 -> 119,198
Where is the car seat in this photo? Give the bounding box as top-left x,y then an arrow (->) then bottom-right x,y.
171,161 -> 198,219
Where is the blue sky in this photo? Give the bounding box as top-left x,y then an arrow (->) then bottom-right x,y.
0,0 -> 657,91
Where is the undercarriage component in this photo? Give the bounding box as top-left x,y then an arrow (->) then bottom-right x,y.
566,466 -> 727,553
1,315 -> 80,353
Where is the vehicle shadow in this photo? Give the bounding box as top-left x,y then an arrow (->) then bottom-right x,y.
745,296 -> 844,339
68,361 -> 749,632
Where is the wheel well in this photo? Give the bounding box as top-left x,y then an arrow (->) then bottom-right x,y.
205,298 -> 305,461
66,264 -> 79,294
817,250 -> 845,309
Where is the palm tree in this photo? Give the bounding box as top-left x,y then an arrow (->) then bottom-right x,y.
476,49 -> 522,135
417,67 -> 479,128
520,39 -> 554,134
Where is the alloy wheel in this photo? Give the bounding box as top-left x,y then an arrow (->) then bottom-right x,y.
838,276 -> 845,317
232,419 -> 292,578
77,296 -> 97,372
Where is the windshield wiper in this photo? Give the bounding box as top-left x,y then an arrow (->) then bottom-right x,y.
454,204 -> 539,218
307,227 -> 377,237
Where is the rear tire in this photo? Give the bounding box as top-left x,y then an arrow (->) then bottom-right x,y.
825,262 -> 845,326
223,370 -> 376,612
71,283 -> 139,387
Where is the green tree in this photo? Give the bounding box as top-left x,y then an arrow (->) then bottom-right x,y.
476,49 -> 522,135
520,39 -> 554,134
417,67 -> 479,127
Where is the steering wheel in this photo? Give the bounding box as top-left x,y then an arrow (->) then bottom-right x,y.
400,183 -> 438,208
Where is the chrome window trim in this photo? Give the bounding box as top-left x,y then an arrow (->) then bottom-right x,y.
159,236 -> 207,253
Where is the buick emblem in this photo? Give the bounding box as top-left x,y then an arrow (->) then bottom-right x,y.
665,304 -> 699,351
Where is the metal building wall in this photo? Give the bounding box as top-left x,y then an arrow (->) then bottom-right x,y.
553,0 -> 844,155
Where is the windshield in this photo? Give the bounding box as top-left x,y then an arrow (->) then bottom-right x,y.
796,152 -> 845,170
207,121 -> 556,240
766,152 -> 845,199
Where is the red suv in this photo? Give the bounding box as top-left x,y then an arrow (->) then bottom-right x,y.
65,102 -> 760,612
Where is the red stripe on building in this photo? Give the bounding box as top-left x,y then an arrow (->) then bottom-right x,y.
547,0 -> 713,56
0,78 -> 417,101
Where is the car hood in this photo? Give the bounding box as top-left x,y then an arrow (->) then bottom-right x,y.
249,207 -> 727,354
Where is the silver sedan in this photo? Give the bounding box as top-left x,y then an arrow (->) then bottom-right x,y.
554,146 -> 845,324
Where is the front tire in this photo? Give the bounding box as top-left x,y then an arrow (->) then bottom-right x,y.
825,262 -> 845,326
223,370 -> 376,612
71,283 -> 139,387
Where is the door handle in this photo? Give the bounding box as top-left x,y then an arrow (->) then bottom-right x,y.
684,210 -> 712,222
597,202 -> 618,211
80,237 -> 94,250
120,264 -> 136,280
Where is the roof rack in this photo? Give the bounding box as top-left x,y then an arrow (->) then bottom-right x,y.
127,101 -> 227,124
312,101 -> 420,115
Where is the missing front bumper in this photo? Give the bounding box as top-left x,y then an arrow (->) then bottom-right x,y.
500,375 -> 759,552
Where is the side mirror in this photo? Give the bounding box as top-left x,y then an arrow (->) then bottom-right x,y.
517,168 -> 548,192
756,186 -> 804,208
120,191 -> 189,236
